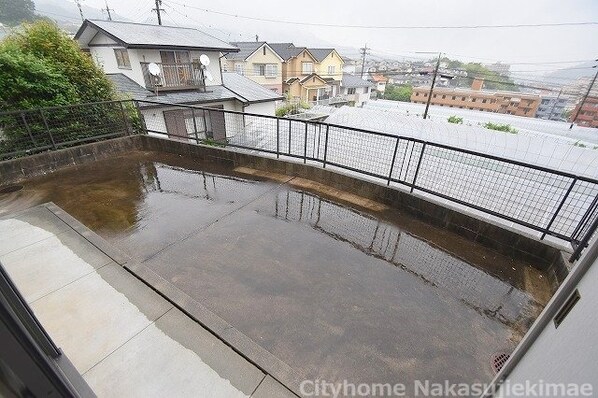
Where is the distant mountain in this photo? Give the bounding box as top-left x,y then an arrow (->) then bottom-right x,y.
546,60 -> 596,81
34,0 -> 128,32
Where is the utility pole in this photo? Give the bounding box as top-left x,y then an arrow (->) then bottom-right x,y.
360,44 -> 370,79
102,0 -> 114,21
570,62 -> 598,129
152,0 -> 164,25
75,0 -> 84,21
547,88 -> 562,121
423,52 -> 442,120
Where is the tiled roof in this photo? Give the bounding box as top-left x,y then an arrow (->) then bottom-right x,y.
341,74 -> 374,88
107,73 -> 282,106
222,72 -> 284,103
268,43 -> 305,61
226,42 -> 266,60
106,73 -> 242,107
76,20 -> 238,52
308,48 -> 334,62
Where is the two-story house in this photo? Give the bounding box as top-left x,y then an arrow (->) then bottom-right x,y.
223,42 -> 284,94
75,20 -> 282,141
308,48 -> 344,98
340,74 -> 374,107
269,43 -> 329,104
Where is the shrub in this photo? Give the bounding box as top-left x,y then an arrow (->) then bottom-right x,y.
483,122 -> 518,134
447,115 -> 463,124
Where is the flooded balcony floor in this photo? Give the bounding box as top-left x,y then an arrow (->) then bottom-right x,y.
0,151 -> 553,390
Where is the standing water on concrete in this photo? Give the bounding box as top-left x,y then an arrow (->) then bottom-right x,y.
0,151 -> 553,390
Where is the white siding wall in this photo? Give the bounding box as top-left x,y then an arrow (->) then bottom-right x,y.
496,250 -> 598,397
244,101 -> 277,116
88,32 -> 223,88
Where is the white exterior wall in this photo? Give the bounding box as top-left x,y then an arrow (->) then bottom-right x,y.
496,250 -> 598,397
341,86 -> 371,107
141,100 -> 241,139
244,101 -> 277,116
89,32 -> 223,88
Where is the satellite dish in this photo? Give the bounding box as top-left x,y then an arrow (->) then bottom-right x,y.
199,54 -> 210,66
204,69 -> 214,82
148,62 -> 161,76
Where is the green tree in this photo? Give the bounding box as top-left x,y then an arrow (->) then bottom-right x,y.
2,21 -> 115,104
0,0 -> 35,26
0,46 -> 79,110
384,84 -> 412,102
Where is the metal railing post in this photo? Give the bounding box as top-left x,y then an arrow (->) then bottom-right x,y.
387,137 -> 400,186
39,109 -> 56,150
541,178 -> 577,239
133,100 -> 147,134
20,113 -> 37,147
276,118 -> 280,159
304,122 -> 308,164
322,124 -> 330,168
569,213 -> 598,262
191,108 -> 199,143
570,192 -> 598,243
288,120 -> 292,154
410,142 -> 426,193
118,101 -> 131,135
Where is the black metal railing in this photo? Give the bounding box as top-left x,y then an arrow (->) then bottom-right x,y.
140,62 -> 206,91
136,100 -> 598,261
0,100 -> 139,160
1,99 -> 596,261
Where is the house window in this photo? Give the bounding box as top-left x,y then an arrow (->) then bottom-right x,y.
254,64 -> 266,76
160,50 -> 190,64
263,46 -> 266,56
328,65 -> 335,75
302,62 -> 313,74
452,96 -> 456,100
234,64 -> 244,75
347,88 -> 356,95
265,64 -> 278,78
482,99 -> 487,103
114,49 -> 130,69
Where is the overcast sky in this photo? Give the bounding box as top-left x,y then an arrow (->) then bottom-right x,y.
82,0 -> 597,71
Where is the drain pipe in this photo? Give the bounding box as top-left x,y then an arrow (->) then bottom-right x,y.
483,240 -> 598,397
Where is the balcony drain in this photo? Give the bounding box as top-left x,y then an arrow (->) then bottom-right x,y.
0,185 -> 23,194
491,352 -> 510,374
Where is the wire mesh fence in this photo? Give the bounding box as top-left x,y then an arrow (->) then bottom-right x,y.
2,99 -> 597,261
0,101 -> 139,160
136,100 -> 598,260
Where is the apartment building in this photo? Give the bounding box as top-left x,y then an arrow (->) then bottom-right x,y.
571,96 -> 598,128
411,78 -> 540,117
223,42 -> 284,93
536,95 -> 568,121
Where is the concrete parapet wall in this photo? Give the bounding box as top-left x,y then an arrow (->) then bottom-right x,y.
0,135 -> 569,282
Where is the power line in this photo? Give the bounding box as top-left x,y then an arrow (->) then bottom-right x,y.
165,1 -> 598,30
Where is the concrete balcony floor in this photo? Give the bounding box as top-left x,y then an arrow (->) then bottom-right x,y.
0,151 -> 554,396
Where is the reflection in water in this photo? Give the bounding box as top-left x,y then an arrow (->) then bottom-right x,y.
267,189 -> 541,329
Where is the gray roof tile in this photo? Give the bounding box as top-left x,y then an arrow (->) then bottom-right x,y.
341,74 -> 374,88
221,72 -> 284,103
106,73 -> 243,107
226,42 -> 265,60
76,20 -> 238,52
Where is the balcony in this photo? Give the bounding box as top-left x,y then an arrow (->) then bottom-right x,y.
140,62 -> 206,91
